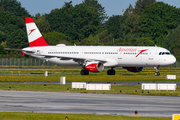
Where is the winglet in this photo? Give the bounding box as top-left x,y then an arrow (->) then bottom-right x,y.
25,17 -> 50,47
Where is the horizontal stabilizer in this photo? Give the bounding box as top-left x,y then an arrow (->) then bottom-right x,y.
4,48 -> 22,51
5,48 -> 35,53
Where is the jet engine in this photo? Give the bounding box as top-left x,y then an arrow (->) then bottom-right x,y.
123,67 -> 143,72
85,61 -> 104,72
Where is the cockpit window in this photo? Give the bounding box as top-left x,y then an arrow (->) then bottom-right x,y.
159,52 -> 171,55
165,52 -> 170,55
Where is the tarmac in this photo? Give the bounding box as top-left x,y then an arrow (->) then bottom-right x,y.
0,90 -> 179,117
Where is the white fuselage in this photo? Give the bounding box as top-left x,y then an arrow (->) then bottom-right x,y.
23,45 -> 176,68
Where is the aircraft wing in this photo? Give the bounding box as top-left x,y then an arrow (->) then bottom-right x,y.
30,53 -> 107,63
5,48 -> 107,63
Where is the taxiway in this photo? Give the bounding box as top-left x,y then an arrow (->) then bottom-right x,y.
0,90 -> 179,117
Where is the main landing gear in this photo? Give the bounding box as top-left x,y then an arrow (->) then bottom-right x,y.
80,69 -> 89,75
154,66 -> 160,76
107,67 -> 115,75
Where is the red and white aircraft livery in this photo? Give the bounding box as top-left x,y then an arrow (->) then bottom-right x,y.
6,17 -> 176,76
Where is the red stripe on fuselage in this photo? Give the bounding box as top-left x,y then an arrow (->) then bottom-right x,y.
25,17 -> 34,23
29,36 -> 49,47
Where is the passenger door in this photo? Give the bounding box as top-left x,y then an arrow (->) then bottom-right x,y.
80,49 -> 84,58
118,52 -> 122,59
148,49 -> 154,60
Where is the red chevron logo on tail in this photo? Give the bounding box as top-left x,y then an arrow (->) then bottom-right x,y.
29,29 -> 36,36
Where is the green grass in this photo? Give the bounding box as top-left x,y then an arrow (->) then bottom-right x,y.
0,112 -> 171,120
0,83 -> 179,96
0,74 -> 180,82
0,68 -> 179,96
0,67 -> 180,76
0,68 -> 180,83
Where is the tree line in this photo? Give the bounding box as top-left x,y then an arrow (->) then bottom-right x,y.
0,0 -> 180,60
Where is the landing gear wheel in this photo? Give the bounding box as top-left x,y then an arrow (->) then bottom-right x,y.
107,69 -> 115,75
80,70 -> 85,75
155,72 -> 160,76
80,70 -> 89,75
85,70 -> 89,75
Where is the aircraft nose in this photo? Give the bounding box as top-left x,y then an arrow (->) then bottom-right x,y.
170,55 -> 176,64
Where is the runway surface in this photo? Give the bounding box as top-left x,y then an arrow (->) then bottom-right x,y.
0,90 -> 179,117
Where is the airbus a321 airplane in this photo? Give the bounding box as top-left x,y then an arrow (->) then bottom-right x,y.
6,17 -> 176,76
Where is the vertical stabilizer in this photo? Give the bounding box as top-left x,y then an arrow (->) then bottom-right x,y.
25,17 -> 49,47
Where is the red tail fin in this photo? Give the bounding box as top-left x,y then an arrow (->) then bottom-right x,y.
25,17 -> 49,47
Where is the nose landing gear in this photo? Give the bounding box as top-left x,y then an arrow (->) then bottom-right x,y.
154,66 -> 160,76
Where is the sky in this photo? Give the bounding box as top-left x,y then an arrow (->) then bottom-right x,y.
17,0 -> 180,18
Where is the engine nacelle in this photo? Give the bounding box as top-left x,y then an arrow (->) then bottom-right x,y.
123,67 -> 143,72
85,62 -> 104,72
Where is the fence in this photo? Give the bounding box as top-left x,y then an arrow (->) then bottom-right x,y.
0,58 -> 179,67
0,58 -> 55,66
